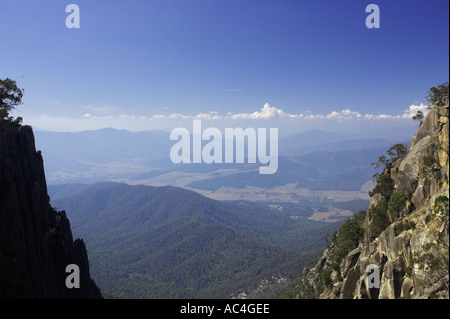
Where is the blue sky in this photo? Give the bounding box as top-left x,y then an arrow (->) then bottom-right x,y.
1,0 -> 448,138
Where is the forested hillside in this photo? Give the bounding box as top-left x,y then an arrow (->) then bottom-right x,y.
50,182 -> 339,298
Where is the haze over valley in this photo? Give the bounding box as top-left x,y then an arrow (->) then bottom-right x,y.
1,0 -> 447,302
39,127 -> 390,297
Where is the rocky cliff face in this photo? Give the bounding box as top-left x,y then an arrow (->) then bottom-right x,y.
293,102 -> 449,299
0,123 -> 102,298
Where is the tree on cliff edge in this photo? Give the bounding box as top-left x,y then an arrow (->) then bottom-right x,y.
426,82 -> 449,108
0,78 -> 24,125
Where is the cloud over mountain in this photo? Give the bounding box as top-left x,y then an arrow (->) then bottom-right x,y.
83,102 -> 429,122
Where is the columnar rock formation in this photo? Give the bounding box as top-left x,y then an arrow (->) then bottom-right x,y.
0,123 -> 102,298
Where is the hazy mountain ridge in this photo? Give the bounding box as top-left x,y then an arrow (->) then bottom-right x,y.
186,147 -> 390,191
35,128 -> 402,188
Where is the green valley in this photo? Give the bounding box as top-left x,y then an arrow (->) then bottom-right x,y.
49,182 -> 342,298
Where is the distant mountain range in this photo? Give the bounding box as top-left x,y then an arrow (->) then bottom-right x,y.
49,182 -> 340,298
35,128 -> 405,191
34,128 -> 173,171
278,129 -> 393,156
185,148 -> 387,191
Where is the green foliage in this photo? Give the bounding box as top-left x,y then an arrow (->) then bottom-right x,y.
412,110 -> 424,123
371,155 -> 389,179
52,182 -> 339,298
369,174 -> 394,199
422,154 -> 435,168
413,240 -> 449,293
281,277 -> 317,299
0,78 -> 24,123
388,191 -> 408,223
332,218 -> 364,263
45,227 -> 58,245
368,196 -> 389,240
371,144 -> 407,178
394,219 -> 415,236
327,211 -> 366,272
426,82 -> 449,107
387,143 -> 408,161
352,209 -> 368,225
433,195 -> 449,218
320,269 -> 333,287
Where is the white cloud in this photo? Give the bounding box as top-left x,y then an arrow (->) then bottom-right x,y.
364,103 -> 429,120
194,113 -> 223,120
325,109 -> 362,121
151,113 -> 189,120
402,103 -> 429,118
228,103 -> 291,120
301,113 -> 324,120
79,102 -> 431,124
25,101 -> 433,133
